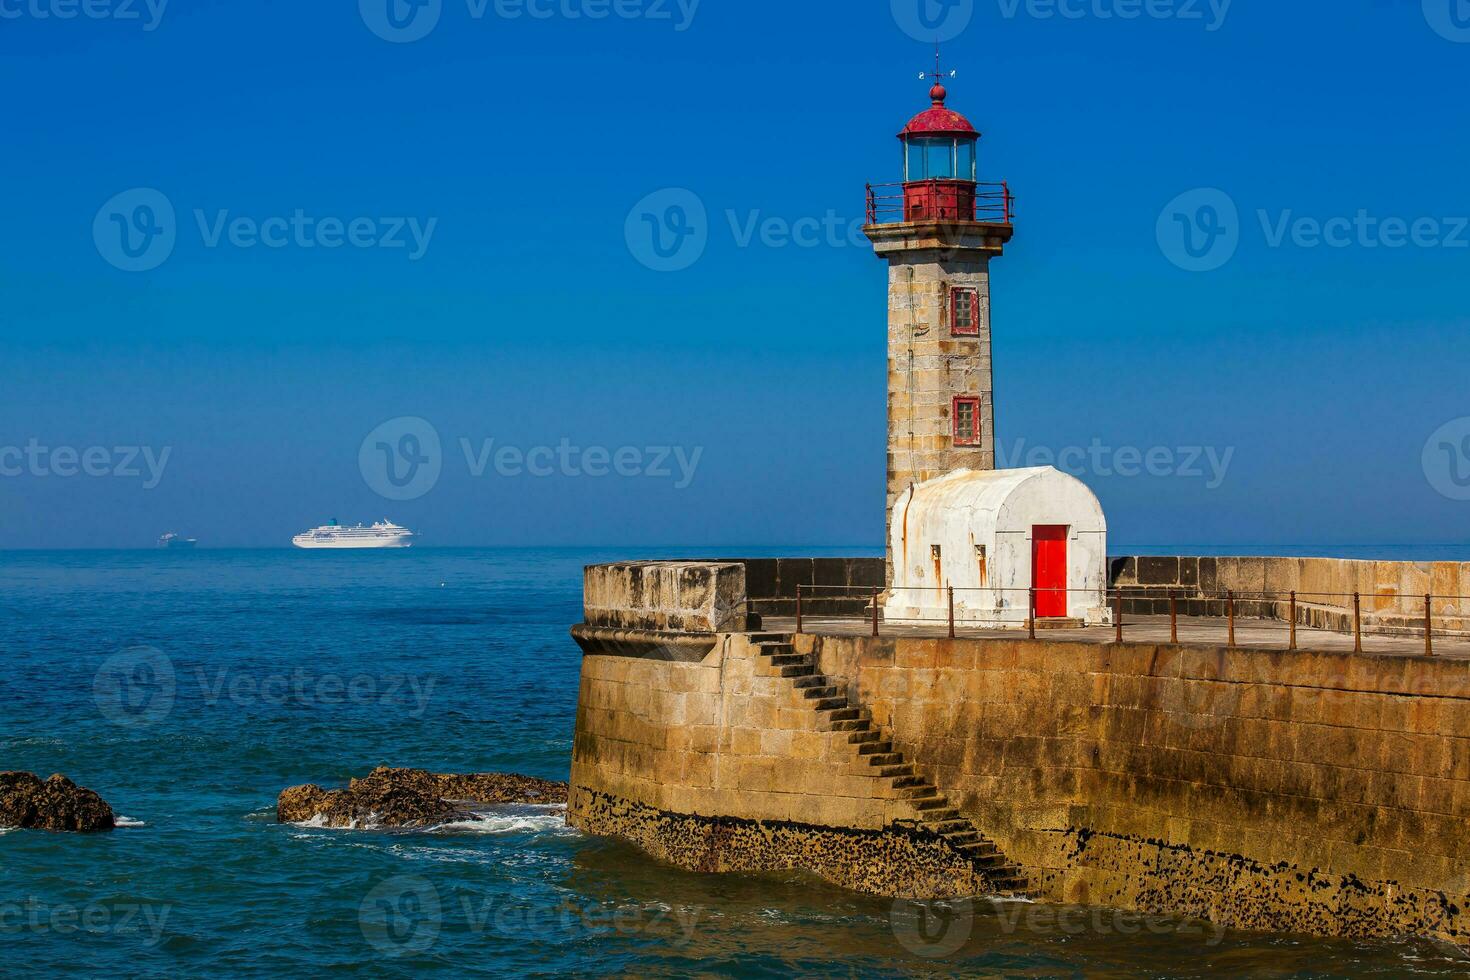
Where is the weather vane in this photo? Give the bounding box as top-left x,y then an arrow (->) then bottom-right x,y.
919,42 -> 957,84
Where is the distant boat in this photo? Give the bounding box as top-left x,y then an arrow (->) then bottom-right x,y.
292,520 -> 414,550
158,532 -> 197,550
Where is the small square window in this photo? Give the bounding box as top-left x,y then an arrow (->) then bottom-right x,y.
951,287 -> 980,336
953,397 -> 982,447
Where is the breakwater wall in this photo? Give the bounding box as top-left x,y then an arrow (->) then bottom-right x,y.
570,559 -> 1470,948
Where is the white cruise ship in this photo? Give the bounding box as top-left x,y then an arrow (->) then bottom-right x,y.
292,520 -> 415,550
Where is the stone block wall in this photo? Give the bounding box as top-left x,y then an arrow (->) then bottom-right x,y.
568,634 -> 995,897
1111,556 -> 1470,632
582,562 -> 747,633
802,633 -> 1470,945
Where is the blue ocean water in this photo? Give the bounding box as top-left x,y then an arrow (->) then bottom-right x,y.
2,548 -> 1468,978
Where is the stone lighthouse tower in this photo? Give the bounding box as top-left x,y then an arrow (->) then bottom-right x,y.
864,74 -> 1013,581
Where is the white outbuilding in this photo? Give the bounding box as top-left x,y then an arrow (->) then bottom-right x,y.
885,466 -> 1111,628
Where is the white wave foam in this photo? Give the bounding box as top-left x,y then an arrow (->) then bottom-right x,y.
114,816 -> 146,828
427,804 -> 570,836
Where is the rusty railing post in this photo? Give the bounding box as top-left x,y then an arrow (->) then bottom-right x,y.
1426,594 -> 1434,657
872,587 -> 881,638
1227,590 -> 1236,647
948,586 -> 956,639
1353,592 -> 1362,652
1169,592 -> 1178,644
795,584 -> 803,635
1289,591 -> 1297,651
1114,590 -> 1123,644
1028,588 -> 1036,640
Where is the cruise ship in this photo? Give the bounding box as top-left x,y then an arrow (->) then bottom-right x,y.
292,520 -> 415,550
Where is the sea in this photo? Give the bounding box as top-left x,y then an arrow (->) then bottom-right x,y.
3,546 -> 1470,978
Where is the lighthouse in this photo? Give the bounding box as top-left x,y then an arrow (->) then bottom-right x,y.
864,71 -> 1014,582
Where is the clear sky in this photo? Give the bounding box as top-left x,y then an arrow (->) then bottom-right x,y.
1,0 -> 1467,550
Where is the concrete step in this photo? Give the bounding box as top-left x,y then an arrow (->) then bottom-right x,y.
989,871 -> 1029,893
779,665 -> 816,678
813,697 -> 848,712
875,765 -> 914,778
914,796 -> 951,811
929,820 -> 971,834
894,785 -> 938,800
822,707 -> 861,722
748,633 -> 792,644
890,775 -> 928,789
834,720 -> 872,734
971,852 -> 1011,869
758,646 -> 796,658
792,675 -> 828,690
857,741 -> 894,756
947,832 -> 982,847
800,686 -> 838,700
866,753 -> 903,767
919,808 -> 960,823
769,654 -> 808,667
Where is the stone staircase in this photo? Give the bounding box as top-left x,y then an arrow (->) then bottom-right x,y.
750,633 -> 1029,896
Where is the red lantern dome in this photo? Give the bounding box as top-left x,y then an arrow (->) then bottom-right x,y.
898,83 -> 980,140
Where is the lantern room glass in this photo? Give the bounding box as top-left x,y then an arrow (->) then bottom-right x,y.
904,137 -> 978,182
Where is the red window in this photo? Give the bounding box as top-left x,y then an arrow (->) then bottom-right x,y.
953,396 -> 982,446
951,287 -> 980,336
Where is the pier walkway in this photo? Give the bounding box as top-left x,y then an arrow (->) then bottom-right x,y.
761,614 -> 1470,660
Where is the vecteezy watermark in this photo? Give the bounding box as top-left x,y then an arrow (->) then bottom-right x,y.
891,0 -> 975,42
360,417 -> 443,502
1424,417 -> 1470,502
993,901 -> 1228,945
1157,188 -> 1240,272
359,876 -> 702,958
996,0 -> 1233,31
358,416 -> 704,500
0,898 -> 172,945
997,438 -> 1235,489
93,647 -> 176,728
94,188 -> 438,272
93,646 -> 439,726
625,188 -> 708,272
1423,0 -> 1470,43
625,188 -> 880,272
361,876 -> 442,958
0,440 -> 171,488
1158,188 -> 1470,272
359,0 -> 700,43
0,0 -> 168,30
891,899 -> 974,958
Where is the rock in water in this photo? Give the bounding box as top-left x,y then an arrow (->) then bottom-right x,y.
0,773 -> 115,832
276,767 -> 568,829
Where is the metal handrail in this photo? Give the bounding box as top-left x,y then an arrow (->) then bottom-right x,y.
865,180 -> 1014,225
789,584 -> 1469,654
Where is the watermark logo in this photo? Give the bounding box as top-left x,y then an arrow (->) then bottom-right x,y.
0,441 -> 171,488
360,417 -> 443,501
93,646 -> 176,728
625,188 -> 707,272
360,876 -> 442,958
1424,0 -> 1470,42
996,0 -> 1232,31
94,188 -> 176,273
1157,188 -> 1239,272
360,0 -> 443,41
890,898 -> 973,958
1424,417 -> 1470,501
0,898 -> 172,944
998,438 -> 1235,489
94,188 -> 438,272
0,0 -> 168,30
891,0 -> 974,42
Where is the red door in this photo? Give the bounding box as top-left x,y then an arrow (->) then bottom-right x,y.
1032,526 -> 1069,619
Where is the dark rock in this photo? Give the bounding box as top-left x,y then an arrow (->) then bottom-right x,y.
0,772 -> 115,833
276,766 -> 568,829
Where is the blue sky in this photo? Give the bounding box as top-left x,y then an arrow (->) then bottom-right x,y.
0,0 -> 1467,549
